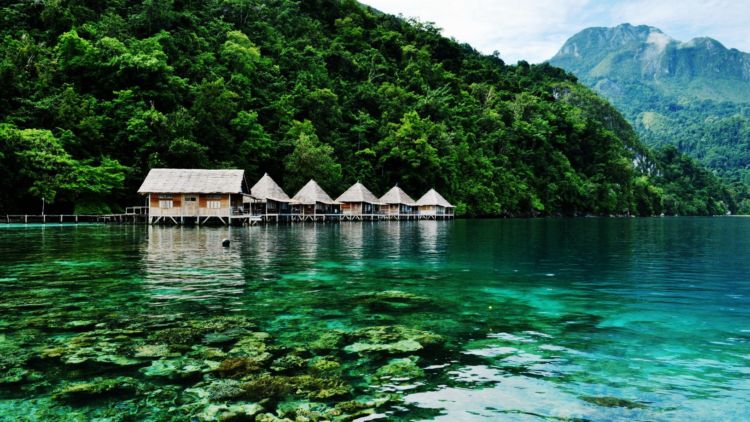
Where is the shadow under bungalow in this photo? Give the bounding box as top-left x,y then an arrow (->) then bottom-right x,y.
137,169 -> 454,225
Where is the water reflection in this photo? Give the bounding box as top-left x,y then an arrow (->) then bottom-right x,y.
141,226 -> 245,310
338,222 -> 365,261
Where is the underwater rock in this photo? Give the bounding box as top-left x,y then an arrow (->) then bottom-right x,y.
203,328 -> 250,346
53,376 -> 139,403
271,354 -> 307,373
40,329 -> 143,367
374,356 -> 424,381
344,326 -> 444,355
241,374 -> 351,401
150,327 -> 206,346
229,332 -> 273,362
358,290 -> 432,312
331,397 -> 394,421
196,402 -> 263,421
204,379 -> 247,401
345,339 -> 422,354
195,316 -> 257,333
580,395 -> 647,409
276,400 -> 332,421
241,375 -> 295,401
64,351 -> 141,367
307,357 -> 341,374
215,357 -> 265,378
0,343 -> 32,370
191,345 -> 228,360
294,375 -> 351,400
0,367 -> 28,386
62,320 -> 98,331
255,413 -> 293,422
308,331 -> 345,352
133,344 -> 176,359
141,357 -> 210,381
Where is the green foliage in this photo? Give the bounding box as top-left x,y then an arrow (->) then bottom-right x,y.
0,123 -> 125,212
0,0 -> 733,215
283,120 -> 342,193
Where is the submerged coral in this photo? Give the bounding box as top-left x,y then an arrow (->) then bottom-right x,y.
358,290 -> 433,312
375,356 -> 425,381
344,325 -> 445,355
53,377 -> 140,403
196,402 -> 264,421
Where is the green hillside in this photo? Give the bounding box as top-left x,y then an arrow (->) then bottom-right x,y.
550,23 -> 750,186
0,1 -> 740,216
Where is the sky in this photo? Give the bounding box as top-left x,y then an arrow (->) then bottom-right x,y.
360,0 -> 750,64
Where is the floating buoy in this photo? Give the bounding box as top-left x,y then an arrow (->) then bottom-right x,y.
222,238 -> 230,247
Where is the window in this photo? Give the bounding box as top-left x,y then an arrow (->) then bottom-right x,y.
159,200 -> 173,208
202,194 -> 223,209
184,195 -> 197,202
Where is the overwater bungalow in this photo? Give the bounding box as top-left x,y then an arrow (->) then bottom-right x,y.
250,173 -> 291,220
336,182 -> 381,219
138,169 -> 253,225
379,185 -> 417,219
416,188 -> 455,219
291,180 -> 339,221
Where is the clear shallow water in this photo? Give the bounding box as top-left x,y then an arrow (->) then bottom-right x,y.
1,218 -> 749,421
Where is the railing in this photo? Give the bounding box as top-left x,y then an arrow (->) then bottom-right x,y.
3,214 -> 107,224
126,206 -> 149,215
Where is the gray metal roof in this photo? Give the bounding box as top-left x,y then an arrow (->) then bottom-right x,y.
379,185 -> 416,205
137,169 -> 247,194
416,188 -> 454,207
291,179 -> 337,205
251,173 -> 290,202
336,182 -> 380,204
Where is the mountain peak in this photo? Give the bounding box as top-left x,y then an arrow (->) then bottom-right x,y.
681,36 -> 726,51
550,24 -> 750,99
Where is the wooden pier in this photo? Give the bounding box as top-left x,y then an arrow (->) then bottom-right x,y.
2,211 -> 452,226
2,206 -> 150,225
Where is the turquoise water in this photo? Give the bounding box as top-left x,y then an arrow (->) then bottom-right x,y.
1,219 -> 749,420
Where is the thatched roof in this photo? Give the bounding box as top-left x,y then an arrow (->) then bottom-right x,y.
416,188 -> 453,208
336,182 -> 380,204
138,169 -> 247,194
379,185 -> 416,205
291,180 -> 337,205
251,173 -> 290,202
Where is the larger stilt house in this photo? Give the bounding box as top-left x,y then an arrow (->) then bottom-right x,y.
138,169 -> 251,224
291,180 -> 339,221
250,173 -> 291,219
336,182 -> 381,219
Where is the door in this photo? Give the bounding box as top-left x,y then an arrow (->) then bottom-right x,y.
184,195 -> 198,216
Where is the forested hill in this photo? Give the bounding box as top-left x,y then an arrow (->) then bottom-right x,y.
0,1 -> 739,216
550,24 -> 750,191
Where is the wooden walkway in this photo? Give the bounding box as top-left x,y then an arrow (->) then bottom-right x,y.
2,213 -> 149,224
2,212 -> 452,226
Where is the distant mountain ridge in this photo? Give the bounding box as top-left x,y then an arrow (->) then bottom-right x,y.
550,23 -> 750,184
551,23 -> 750,102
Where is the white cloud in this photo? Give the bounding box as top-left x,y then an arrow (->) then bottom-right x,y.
609,0 -> 750,50
360,0 -> 750,63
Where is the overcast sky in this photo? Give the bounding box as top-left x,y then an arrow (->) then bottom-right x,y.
360,0 -> 750,64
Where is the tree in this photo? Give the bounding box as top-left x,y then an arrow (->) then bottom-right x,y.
283,120 -> 342,192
